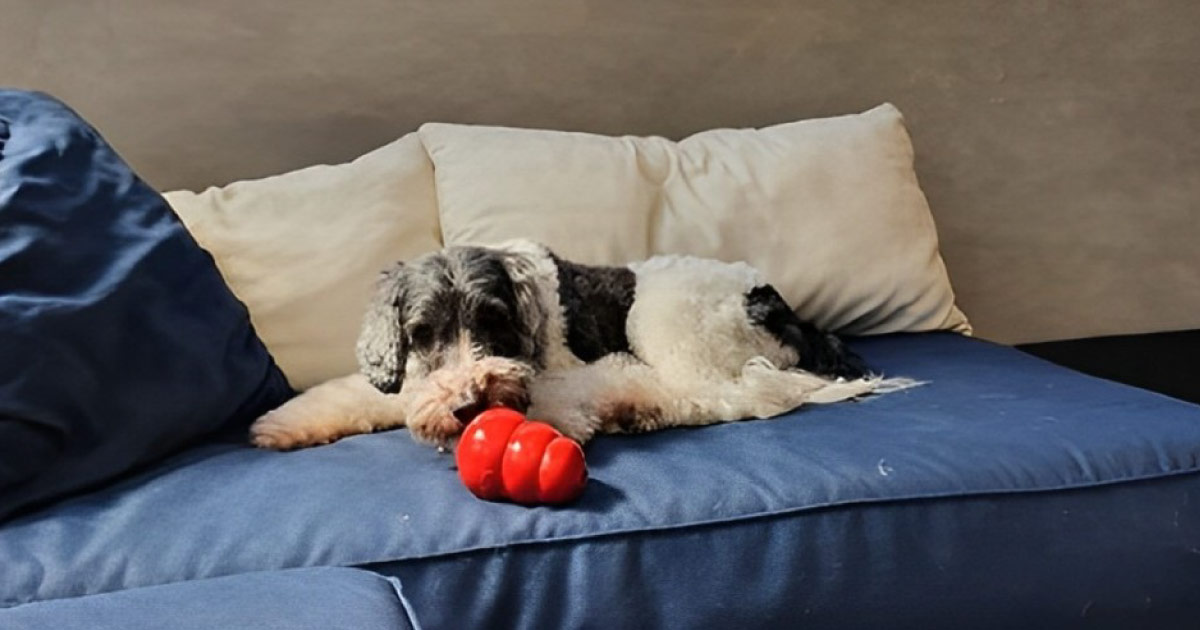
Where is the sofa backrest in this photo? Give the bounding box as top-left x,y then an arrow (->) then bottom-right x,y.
3,1 -> 1197,345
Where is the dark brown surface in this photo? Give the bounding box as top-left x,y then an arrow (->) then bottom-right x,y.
1018,330 -> 1200,405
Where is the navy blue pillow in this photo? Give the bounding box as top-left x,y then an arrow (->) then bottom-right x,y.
0,90 -> 292,521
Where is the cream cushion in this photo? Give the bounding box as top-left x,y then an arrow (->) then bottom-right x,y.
164,134 -> 442,390
420,104 -> 970,336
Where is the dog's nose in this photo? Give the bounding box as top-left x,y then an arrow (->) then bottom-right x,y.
452,400 -> 487,424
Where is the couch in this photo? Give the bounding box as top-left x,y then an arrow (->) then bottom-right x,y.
2,89 -> 1198,629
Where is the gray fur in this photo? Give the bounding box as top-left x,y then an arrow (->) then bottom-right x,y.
356,261 -> 408,393
493,250 -> 550,366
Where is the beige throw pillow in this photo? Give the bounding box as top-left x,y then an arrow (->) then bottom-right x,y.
164,134 -> 442,390
419,104 -> 970,336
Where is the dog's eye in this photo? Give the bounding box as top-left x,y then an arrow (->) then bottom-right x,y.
472,303 -> 511,329
474,310 -> 507,329
408,323 -> 434,347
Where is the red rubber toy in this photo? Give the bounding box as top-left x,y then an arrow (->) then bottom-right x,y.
455,407 -> 588,505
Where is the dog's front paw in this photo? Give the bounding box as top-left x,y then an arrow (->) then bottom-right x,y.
250,409 -> 335,451
471,357 -> 533,411
406,412 -> 462,447
595,400 -> 667,436
403,394 -> 466,447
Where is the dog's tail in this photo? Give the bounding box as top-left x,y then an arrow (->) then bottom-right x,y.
730,357 -> 926,416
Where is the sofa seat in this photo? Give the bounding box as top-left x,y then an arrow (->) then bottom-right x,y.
2,333 -> 1199,628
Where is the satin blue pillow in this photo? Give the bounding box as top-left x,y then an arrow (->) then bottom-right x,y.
0,90 -> 292,521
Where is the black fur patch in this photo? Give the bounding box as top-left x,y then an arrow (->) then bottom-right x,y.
550,254 -> 636,362
744,284 -> 869,379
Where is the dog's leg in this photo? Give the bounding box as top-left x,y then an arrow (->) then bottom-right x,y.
527,354 -> 658,442
526,365 -> 609,444
618,365 -> 878,435
250,374 -> 408,450
744,285 -> 869,379
531,355 -> 882,440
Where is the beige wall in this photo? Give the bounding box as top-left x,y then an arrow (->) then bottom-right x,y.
3,1 -> 1197,344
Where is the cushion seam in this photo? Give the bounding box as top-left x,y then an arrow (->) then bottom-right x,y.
9,465 -> 1198,609
354,464 -> 1200,565
2,566 -> 385,610
381,575 -> 425,630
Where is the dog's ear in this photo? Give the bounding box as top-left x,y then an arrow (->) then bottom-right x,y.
496,251 -> 546,362
356,261 -> 408,394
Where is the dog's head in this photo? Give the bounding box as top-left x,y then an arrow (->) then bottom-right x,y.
356,244 -> 546,443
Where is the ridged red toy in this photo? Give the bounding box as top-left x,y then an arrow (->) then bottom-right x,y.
455,407 -> 588,505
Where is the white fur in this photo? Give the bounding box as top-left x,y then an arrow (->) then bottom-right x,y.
626,255 -> 797,380
251,241 -> 903,450
250,372 -> 408,449
525,256 -> 880,441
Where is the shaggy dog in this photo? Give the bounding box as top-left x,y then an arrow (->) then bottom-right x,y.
250,240 -> 899,450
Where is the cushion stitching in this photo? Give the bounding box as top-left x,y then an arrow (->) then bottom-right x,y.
354,464 -> 1200,566
8,458 -> 1198,608
380,575 -> 426,630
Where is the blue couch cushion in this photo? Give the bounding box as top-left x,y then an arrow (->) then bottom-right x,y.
2,334 -> 1199,627
0,90 -> 291,521
0,567 -> 420,630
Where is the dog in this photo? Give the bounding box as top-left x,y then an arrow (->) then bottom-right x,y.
250,239 -> 898,450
